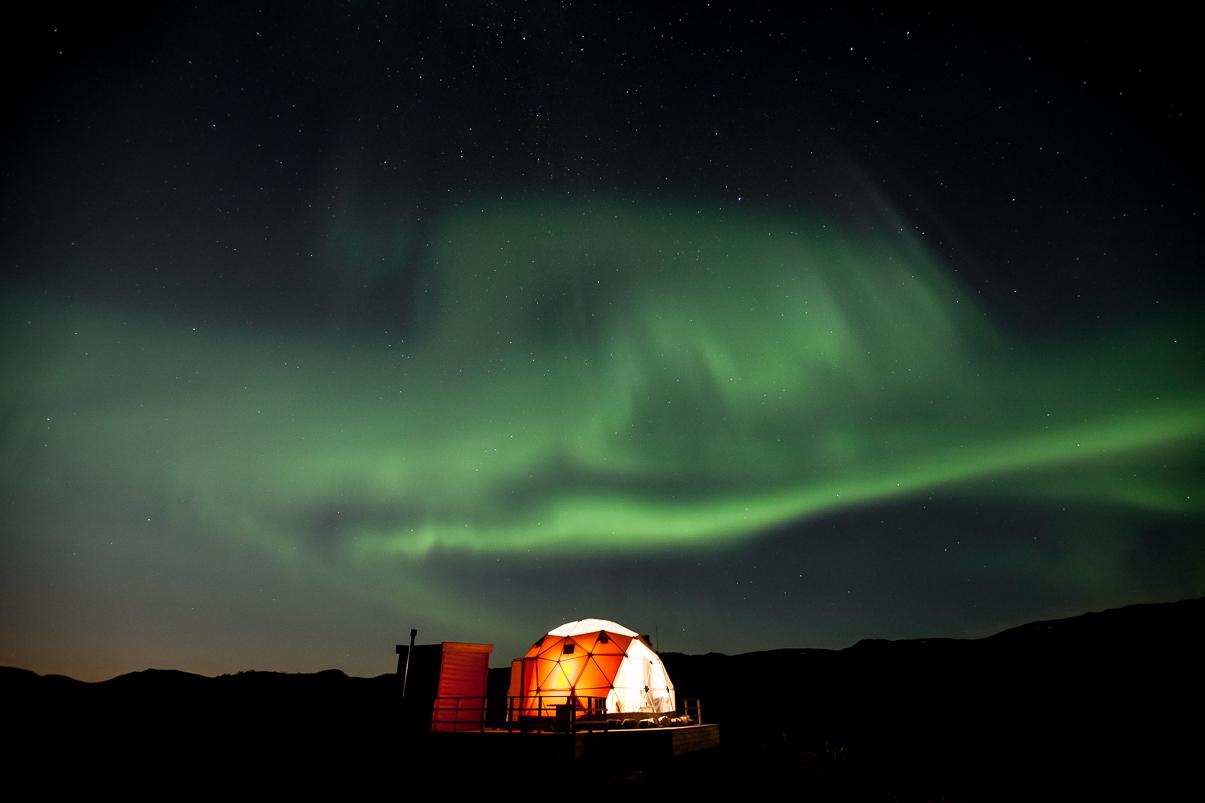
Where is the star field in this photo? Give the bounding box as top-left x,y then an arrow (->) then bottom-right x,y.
2,4 -> 1201,679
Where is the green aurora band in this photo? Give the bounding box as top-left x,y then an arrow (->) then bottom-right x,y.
4,201 -> 1202,578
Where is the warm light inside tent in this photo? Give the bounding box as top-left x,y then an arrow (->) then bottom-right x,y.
508,619 -> 676,720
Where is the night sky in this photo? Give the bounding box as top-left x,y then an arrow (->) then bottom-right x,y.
3,4 -> 1202,681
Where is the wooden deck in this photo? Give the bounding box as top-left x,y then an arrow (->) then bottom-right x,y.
428,723 -> 720,763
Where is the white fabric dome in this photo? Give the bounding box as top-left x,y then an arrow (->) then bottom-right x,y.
510,618 -> 676,717
547,618 -> 640,638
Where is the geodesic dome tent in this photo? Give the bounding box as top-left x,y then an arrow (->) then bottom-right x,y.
508,618 -> 676,720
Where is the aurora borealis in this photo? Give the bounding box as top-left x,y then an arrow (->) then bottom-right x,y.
3,5 -> 1202,680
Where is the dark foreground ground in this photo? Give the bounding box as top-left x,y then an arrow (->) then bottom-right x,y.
5,597 -> 1202,799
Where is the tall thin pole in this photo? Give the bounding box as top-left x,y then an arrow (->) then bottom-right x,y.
401,627 -> 417,702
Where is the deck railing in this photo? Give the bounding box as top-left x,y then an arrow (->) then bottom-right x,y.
504,695 -> 609,732
430,695 -> 488,732
432,694 -> 705,733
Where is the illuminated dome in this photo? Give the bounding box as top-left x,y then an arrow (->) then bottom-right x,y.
508,619 -> 676,719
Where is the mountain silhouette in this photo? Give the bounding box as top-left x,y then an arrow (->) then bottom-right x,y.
5,597 -> 1201,797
